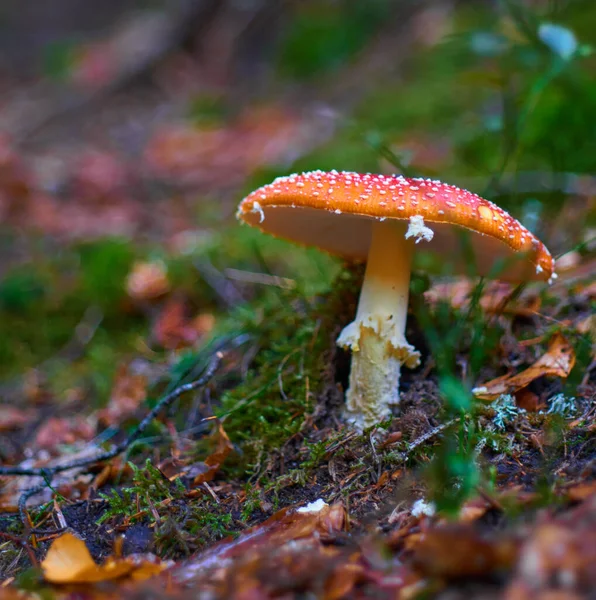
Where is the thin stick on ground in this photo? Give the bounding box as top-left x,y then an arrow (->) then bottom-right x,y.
387,418 -> 459,463
0,334 -> 250,479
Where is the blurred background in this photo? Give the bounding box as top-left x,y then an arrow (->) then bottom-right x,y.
0,0 -> 594,407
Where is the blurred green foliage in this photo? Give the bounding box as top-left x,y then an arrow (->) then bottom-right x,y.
277,0 -> 392,79
77,239 -> 135,315
283,0 -> 595,232
188,94 -> 228,127
0,239 -> 142,406
0,269 -> 46,313
42,39 -> 77,80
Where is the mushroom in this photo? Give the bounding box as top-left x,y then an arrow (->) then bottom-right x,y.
237,171 -> 555,430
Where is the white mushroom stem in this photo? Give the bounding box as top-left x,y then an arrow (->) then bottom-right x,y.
337,220 -> 421,430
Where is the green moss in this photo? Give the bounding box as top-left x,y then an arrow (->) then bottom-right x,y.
214,267 -> 362,478
477,426 -> 515,454
97,459 -> 186,525
154,501 -> 236,558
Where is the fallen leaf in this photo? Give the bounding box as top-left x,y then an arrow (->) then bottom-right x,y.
457,497 -> 492,523
55,199 -> 142,240
72,150 -> 131,202
564,481 -> 596,503
190,423 -> 234,486
424,278 -> 540,317
42,532 -> 169,584
0,135 -> 35,222
98,363 -> 148,427
153,298 -> 212,349
323,563 -> 363,600
515,388 -> 542,412
191,312 -> 216,338
144,105 -> 316,188
583,280 -> 596,299
0,406 -> 30,431
575,314 -> 595,339
507,522 -> 596,596
175,502 -> 347,586
1,441 -> 112,510
34,416 -> 96,452
126,261 -> 170,301
410,525 -> 517,578
473,333 -> 576,401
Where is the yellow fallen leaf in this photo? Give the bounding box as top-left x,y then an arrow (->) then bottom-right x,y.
473,333 -> 576,401
42,532 -> 167,584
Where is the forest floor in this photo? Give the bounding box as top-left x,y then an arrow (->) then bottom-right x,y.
0,1 -> 595,598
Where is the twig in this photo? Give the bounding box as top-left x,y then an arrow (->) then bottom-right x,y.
224,268 -> 296,290
18,483 -> 51,526
369,431 -> 382,482
0,334 -> 249,479
386,418 -> 459,463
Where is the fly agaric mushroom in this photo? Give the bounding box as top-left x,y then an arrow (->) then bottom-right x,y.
237,171 -> 555,430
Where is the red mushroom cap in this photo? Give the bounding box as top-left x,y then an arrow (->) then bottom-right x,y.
237,170 -> 555,282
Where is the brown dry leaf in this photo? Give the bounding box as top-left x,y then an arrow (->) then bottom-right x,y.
72,150 -> 131,202
424,278 -> 540,317
410,525 -> 518,579
457,497 -> 492,523
515,388 -> 542,412
98,363 -> 147,427
176,502 -> 347,586
575,314 -> 595,341
126,261 -> 170,301
564,481 -> 596,503
583,280 -> 596,298
153,298 -> 212,349
34,416 -> 96,452
506,522 -> 596,596
0,406 -> 30,431
1,442 -> 111,511
42,532 -> 169,584
191,423 -> 234,486
49,197 -> 142,241
324,561 -> 363,600
0,134 -> 35,222
153,298 -> 195,349
473,333 -> 576,401
144,105 -> 312,187
191,312 -> 216,338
